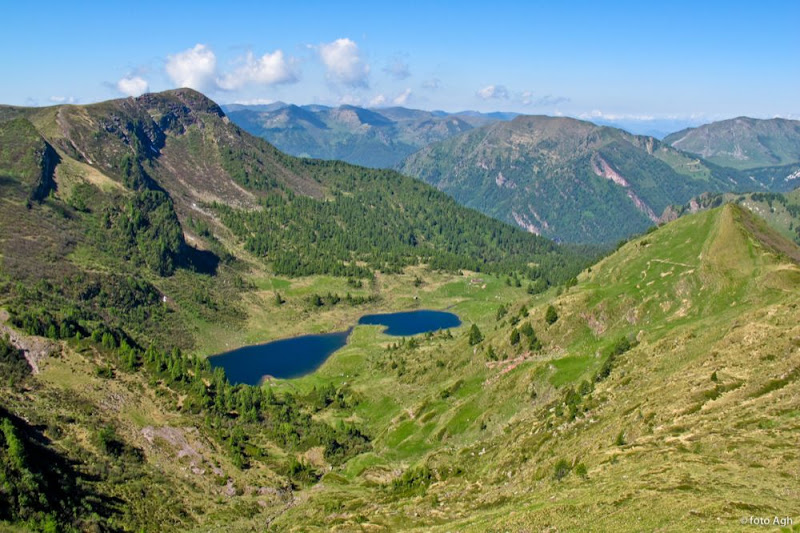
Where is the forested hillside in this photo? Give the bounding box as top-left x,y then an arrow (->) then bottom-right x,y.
0,90 -> 591,530
214,161 -> 578,281
398,115 -> 787,244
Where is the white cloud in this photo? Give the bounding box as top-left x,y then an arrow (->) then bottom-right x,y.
337,93 -> 364,106
116,75 -> 149,97
581,110 -> 656,121
165,44 -> 217,91
229,98 -> 278,106
517,91 -> 570,107
217,50 -> 297,90
383,59 -> 410,80
392,88 -> 412,106
318,38 -> 370,88
369,94 -> 387,107
476,84 -> 509,100
48,96 -> 77,104
422,78 -> 441,90
535,95 -> 570,107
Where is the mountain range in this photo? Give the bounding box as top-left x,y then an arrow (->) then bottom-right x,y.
665,116 -> 800,170
1,90 -> 799,531
225,105 -> 800,245
223,102 -> 507,168
398,115 -> 774,244
0,89 -> 581,345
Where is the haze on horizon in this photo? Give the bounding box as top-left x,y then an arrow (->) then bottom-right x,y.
1,0 -> 797,126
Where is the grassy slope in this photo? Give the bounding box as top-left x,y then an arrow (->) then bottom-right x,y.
2,190 -> 798,531
265,204 -> 800,531
666,189 -> 800,251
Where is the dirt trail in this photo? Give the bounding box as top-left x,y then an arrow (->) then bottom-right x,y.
485,351 -> 533,385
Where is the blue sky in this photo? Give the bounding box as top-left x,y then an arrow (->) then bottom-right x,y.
1,0 -> 797,124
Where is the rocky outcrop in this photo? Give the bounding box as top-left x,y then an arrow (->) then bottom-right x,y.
0,310 -> 56,374
591,154 -> 658,222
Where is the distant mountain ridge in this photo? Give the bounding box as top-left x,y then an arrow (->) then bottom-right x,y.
665,117 -> 800,170
224,103 -> 800,244
223,103 -> 510,168
398,115 -> 781,244
590,117 -> 706,139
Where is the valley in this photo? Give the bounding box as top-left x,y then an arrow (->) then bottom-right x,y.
0,89 -> 798,532
3,4 -> 800,531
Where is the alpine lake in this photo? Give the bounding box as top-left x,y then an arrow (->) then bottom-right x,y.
209,310 -> 461,385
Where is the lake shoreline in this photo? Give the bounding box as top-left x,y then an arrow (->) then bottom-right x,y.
210,309 -> 461,385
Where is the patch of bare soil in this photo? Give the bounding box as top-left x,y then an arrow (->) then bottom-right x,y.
0,309 -> 56,374
141,425 -> 223,477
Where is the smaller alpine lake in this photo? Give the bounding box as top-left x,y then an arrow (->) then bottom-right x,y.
210,309 -> 461,385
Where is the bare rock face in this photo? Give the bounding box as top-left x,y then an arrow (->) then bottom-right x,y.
400,114 -> 763,244
659,205 -> 681,224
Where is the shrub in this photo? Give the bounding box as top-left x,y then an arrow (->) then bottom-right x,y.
486,345 -> 497,361
392,465 -> 433,495
468,324 -> 483,345
545,305 -> 559,325
529,335 -> 542,351
0,335 -> 30,387
285,457 -> 319,486
553,458 -> 572,480
595,336 -> 635,383
520,322 -> 534,337
496,304 -> 508,321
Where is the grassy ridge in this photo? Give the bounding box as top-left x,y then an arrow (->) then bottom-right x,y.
264,205 -> 800,530
670,189 -> 800,247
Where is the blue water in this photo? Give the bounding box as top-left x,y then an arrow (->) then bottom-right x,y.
210,310 -> 460,385
209,329 -> 352,385
357,309 -> 461,336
